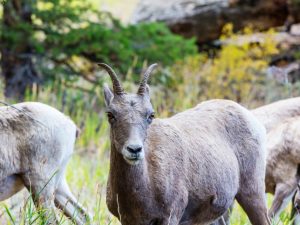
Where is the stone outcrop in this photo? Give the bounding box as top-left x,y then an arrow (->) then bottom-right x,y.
132,0 -> 300,43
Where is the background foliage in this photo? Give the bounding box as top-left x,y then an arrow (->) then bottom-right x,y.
1,0 -> 197,90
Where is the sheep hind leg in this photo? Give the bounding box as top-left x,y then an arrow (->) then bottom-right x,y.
235,191 -> 270,225
54,177 -> 92,225
22,175 -> 58,225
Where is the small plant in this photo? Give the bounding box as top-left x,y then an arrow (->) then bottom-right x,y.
152,24 -> 281,116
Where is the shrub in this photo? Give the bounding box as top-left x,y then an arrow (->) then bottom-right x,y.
151,24 -> 281,115
1,0 -> 197,87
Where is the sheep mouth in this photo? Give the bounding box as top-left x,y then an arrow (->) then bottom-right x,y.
123,154 -> 143,165
121,148 -> 145,165
124,157 -> 141,165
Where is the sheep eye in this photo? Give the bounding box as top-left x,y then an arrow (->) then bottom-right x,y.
106,112 -> 115,122
147,112 -> 155,124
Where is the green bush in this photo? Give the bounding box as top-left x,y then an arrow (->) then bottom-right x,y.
1,0 -> 197,85
45,19 -> 197,81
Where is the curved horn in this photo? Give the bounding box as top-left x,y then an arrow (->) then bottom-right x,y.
98,63 -> 124,95
137,63 -> 158,95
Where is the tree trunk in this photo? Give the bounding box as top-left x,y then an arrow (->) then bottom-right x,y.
0,0 -> 39,100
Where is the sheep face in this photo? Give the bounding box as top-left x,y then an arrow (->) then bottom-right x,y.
99,63 -> 157,165
104,88 -> 155,165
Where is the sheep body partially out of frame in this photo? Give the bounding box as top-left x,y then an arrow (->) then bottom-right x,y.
252,97 -> 300,132
0,102 -> 90,225
264,116 -> 300,222
100,63 -> 270,225
252,98 -> 300,221
213,97 -> 300,225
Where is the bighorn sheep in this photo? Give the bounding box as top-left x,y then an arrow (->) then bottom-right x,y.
99,63 -> 270,225
0,102 -> 90,224
213,97 -> 300,225
252,97 -> 300,133
252,98 -> 300,222
263,116 -> 300,222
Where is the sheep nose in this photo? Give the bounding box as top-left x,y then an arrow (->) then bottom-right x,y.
127,145 -> 142,154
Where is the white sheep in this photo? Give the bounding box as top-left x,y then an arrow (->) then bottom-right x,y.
0,102 -> 90,224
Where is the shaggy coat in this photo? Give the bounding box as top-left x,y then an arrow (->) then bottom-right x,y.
0,102 -> 90,224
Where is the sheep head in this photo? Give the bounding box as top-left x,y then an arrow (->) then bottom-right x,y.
98,63 -> 157,165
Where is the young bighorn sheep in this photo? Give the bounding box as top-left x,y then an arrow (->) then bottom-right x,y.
264,116 -> 300,222
0,102 -> 90,224
252,97 -> 300,132
213,97 -> 300,225
252,98 -> 300,221
99,63 -> 270,225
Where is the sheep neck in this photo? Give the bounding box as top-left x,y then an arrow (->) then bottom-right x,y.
109,143 -> 151,197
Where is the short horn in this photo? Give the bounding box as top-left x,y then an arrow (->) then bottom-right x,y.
98,63 -> 124,95
137,63 -> 158,95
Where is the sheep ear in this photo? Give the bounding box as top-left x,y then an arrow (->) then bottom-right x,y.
298,183 -> 300,189
103,83 -> 114,106
145,84 -> 150,96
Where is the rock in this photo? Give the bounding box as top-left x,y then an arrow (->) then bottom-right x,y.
132,0 -> 299,44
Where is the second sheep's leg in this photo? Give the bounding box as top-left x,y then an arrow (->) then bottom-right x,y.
22,174 -> 59,225
269,181 -> 297,221
55,177 -> 92,225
